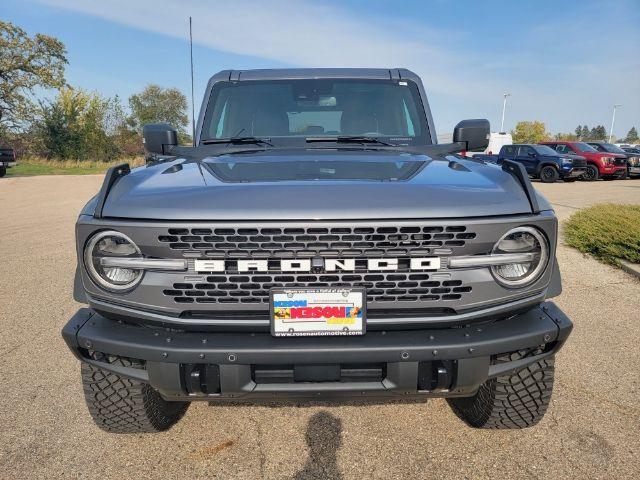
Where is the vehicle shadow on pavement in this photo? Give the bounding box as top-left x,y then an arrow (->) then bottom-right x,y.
293,411 -> 343,480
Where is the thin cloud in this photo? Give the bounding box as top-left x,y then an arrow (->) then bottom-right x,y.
37,0 -> 639,135
38,0 -> 494,97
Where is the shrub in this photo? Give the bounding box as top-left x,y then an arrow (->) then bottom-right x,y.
565,204 -> 640,265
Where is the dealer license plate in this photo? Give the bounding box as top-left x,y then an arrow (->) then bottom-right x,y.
270,288 -> 365,337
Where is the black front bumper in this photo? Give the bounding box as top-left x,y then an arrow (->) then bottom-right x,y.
562,166 -> 586,178
62,302 -> 572,401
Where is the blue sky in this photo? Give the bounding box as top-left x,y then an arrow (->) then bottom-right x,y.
4,0 -> 639,138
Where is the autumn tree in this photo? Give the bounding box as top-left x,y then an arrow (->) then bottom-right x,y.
0,21 -> 67,135
555,132 -> 577,141
36,87 -> 125,160
511,121 -> 550,143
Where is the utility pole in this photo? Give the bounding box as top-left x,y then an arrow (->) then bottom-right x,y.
189,17 -> 196,146
500,93 -> 511,133
609,104 -> 621,143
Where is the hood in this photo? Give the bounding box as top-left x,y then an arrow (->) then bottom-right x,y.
585,151 -> 626,159
561,153 -> 586,161
538,154 -> 563,161
102,149 -> 543,220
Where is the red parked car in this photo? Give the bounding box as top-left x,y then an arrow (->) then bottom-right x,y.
541,141 -> 627,181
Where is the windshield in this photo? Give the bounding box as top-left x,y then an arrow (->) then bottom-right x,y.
574,142 -> 598,152
599,143 -> 626,154
532,145 -> 559,155
200,79 -> 430,146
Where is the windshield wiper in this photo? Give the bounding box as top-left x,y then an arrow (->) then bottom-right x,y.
202,136 -> 273,146
306,136 -> 397,147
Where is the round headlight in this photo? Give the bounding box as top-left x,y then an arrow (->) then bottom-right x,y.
491,226 -> 549,288
84,231 -> 143,292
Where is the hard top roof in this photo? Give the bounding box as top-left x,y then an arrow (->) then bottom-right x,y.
209,68 -> 418,82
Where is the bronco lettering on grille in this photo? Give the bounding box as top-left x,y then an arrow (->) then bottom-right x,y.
193,257 -> 441,273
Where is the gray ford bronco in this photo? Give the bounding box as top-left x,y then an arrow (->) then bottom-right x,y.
62,68 -> 572,433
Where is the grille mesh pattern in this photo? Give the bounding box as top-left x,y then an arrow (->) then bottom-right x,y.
572,158 -> 586,167
163,273 -> 472,305
158,226 -> 476,258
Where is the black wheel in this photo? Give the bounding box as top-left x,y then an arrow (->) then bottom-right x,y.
81,355 -> 189,433
582,165 -> 599,181
539,166 -> 559,183
0,166 -> 6,178
447,350 -> 555,429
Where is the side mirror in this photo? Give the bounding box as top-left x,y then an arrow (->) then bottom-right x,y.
453,119 -> 490,151
528,152 -> 537,157
142,123 -> 177,158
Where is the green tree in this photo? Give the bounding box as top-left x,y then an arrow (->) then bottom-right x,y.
36,87 -> 124,160
590,125 -> 607,140
128,84 -> 189,133
0,21 -> 67,134
581,125 -> 590,139
624,127 -> 638,143
575,125 -> 583,139
511,121 -> 550,143
596,125 -> 607,140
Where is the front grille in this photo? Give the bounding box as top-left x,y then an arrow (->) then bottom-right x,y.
615,158 -> 627,166
572,158 -> 586,167
158,225 -> 476,258
163,272 -> 473,305
82,213 -> 558,324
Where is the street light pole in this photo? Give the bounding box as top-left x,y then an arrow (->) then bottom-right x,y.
609,104 -> 621,143
500,93 -> 511,133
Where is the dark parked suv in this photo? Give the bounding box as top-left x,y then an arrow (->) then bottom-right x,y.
62,68 -> 572,433
0,147 -> 16,177
475,144 -> 586,182
621,146 -> 640,177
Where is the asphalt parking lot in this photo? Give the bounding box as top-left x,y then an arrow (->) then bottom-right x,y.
0,176 -> 638,479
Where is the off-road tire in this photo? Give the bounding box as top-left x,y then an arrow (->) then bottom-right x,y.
582,165 -> 599,181
447,351 -> 555,429
0,166 -> 6,178
81,358 -> 189,433
539,166 -> 559,183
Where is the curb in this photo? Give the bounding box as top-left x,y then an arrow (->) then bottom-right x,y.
619,259 -> 640,280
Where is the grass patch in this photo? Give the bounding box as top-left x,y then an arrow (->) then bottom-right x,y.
6,157 -> 145,177
565,203 -> 640,265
